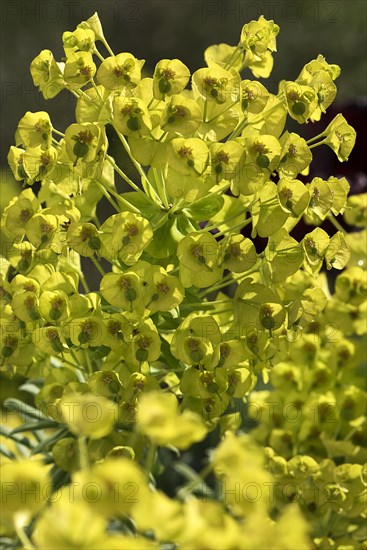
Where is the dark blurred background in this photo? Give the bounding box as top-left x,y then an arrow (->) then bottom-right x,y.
1,0 -> 366,168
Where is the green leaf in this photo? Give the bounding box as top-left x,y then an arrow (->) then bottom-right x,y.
31,427 -> 70,455
11,420 -> 59,434
0,425 -> 33,448
3,398 -> 48,421
182,195 -> 224,221
0,443 -> 15,459
266,229 -> 304,283
146,217 -> 177,259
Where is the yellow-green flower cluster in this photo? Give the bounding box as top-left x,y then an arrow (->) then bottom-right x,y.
0,10 -> 363,550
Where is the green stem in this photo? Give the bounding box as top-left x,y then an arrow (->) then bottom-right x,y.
77,271 -> 90,293
199,272 -> 234,298
177,462 -> 213,499
203,97 -> 209,123
236,58 -> 251,72
51,137 -> 61,148
170,197 -> 186,214
152,167 -> 170,210
101,37 -> 115,56
84,349 -> 93,375
95,182 -> 120,212
158,131 -> 168,142
78,436 -> 90,470
214,216 -> 252,238
209,182 -> 231,196
197,210 -> 245,234
112,127 -> 162,205
228,115 -> 248,140
106,155 -> 142,194
52,128 -> 65,137
94,177 -> 142,214
144,442 -> 157,479
75,88 -> 96,104
61,356 -> 81,370
306,132 -> 326,144
224,43 -> 242,70
199,265 -> 258,298
93,47 -> 105,62
91,255 -> 107,277
68,348 -> 82,370
309,139 -> 326,150
328,213 -> 346,234
90,79 -> 104,102
206,101 -> 239,125
15,521 -> 35,550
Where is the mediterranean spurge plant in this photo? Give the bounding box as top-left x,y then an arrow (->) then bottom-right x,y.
1,11 -> 366,549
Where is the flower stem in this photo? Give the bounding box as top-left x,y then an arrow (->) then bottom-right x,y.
15,521 -> 35,550
78,436 -> 90,470
214,216 -> 252,238
91,255 -> 107,277
93,179 -> 120,212
228,115 -> 248,140
306,132 -> 326,144
308,139 -> 326,150
93,47 -> 105,62
112,127 -> 163,205
224,43 -> 242,70
101,37 -> 115,56
328,213 -> 346,233
52,128 -> 65,137
106,155 -> 143,194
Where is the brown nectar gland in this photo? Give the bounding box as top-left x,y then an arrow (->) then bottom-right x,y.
288,143 -> 297,157
220,343 -> 231,358
178,146 -> 193,159
252,141 -> 268,155
137,336 -> 151,350
34,119 -> 49,132
51,297 -> 64,310
24,295 -> 36,309
3,335 -> 18,349
120,103 -> 134,116
23,282 -> 37,292
215,151 -> 230,165
40,153 -> 52,166
156,282 -> 170,295
242,87 -> 255,100
227,243 -> 241,258
40,222 -> 54,234
287,89 -> 300,101
118,276 -> 132,290
305,238 -> 317,255
187,338 -> 201,352
76,130 -> 95,145
191,244 -> 204,258
173,105 -> 187,119
203,76 -> 218,88
279,187 -> 293,200
113,60 -> 133,78
80,225 -> 94,242
124,223 -> 139,237
46,328 -> 60,342
107,320 -> 122,335
261,304 -> 274,317
159,68 -> 176,80
79,66 -> 93,78
80,320 -> 94,335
